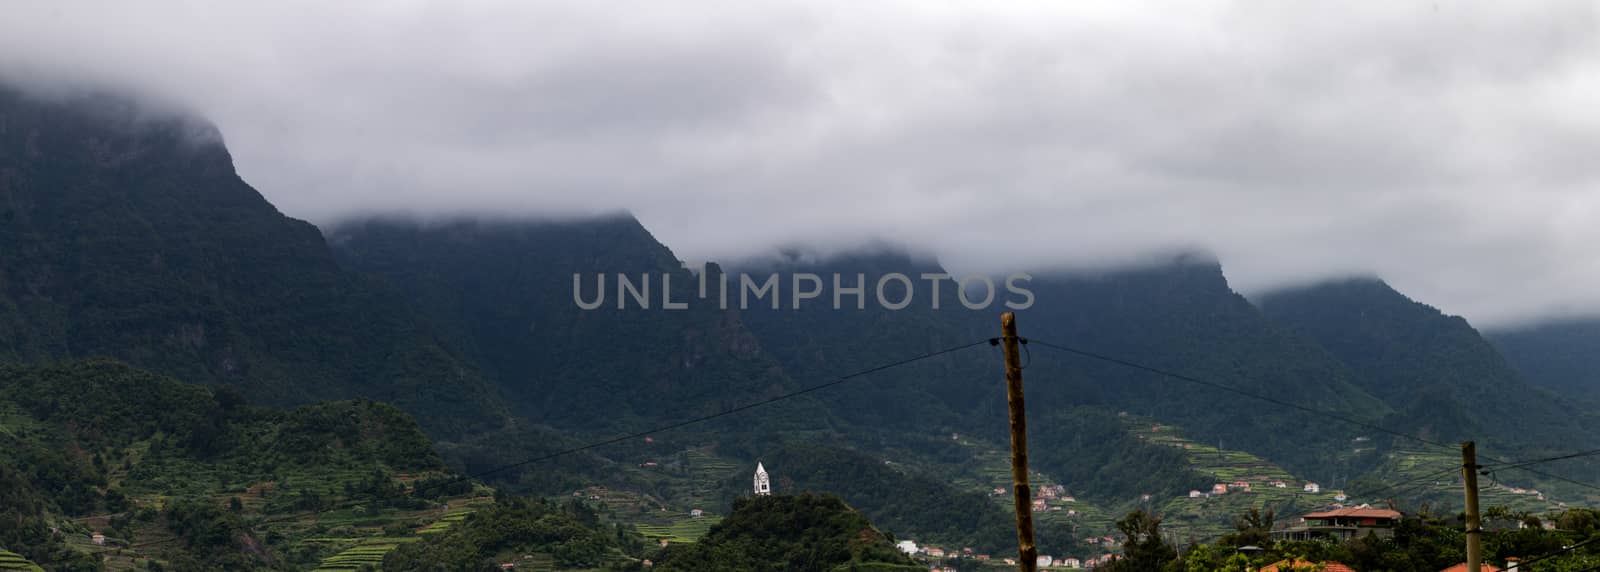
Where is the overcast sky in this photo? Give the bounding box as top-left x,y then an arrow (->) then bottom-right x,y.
3,1 -> 1599,327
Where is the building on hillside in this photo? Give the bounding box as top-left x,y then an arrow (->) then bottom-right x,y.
1231,481 -> 1252,491
1334,493 -> 1348,502
91,533 -> 105,546
689,509 -> 704,518
1037,555 -> 1054,567
1212,483 -> 1229,495
1061,557 -> 1082,568
1304,482 -> 1321,493
895,540 -> 917,555
754,462 -> 771,496
1270,480 -> 1288,488
1189,489 -> 1204,498
1032,499 -> 1047,512
1272,507 -> 1402,541
926,547 -> 946,558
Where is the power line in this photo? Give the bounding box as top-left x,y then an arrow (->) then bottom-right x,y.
1504,535 -> 1600,569
90,340 -> 985,552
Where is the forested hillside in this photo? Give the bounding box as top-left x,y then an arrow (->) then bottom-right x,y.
1258,279 -> 1599,461
0,85 -> 506,436
326,217 -> 830,436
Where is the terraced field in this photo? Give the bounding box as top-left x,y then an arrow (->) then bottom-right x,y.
311,538 -> 419,571
0,549 -> 43,572
636,515 -> 721,545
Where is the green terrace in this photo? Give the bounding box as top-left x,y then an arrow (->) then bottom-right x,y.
0,549 -> 43,572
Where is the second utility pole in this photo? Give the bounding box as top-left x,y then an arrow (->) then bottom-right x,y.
1463,441 -> 1483,572
1001,311 -> 1038,572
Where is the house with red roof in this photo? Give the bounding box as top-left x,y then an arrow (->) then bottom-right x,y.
1260,560 -> 1356,572
1438,563 -> 1503,572
1273,507 -> 1402,541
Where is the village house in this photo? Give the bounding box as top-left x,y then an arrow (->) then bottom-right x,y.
895,540 -> 918,555
1189,489 -> 1204,498
91,533 -> 105,546
1270,480 -> 1288,488
1038,486 -> 1058,500
1032,499 -> 1048,512
1231,480 -> 1252,491
689,509 -> 704,518
1061,557 -> 1082,568
1304,482 -> 1321,493
926,546 -> 946,558
1037,555 -> 1054,567
1212,483 -> 1229,495
1273,507 -> 1401,541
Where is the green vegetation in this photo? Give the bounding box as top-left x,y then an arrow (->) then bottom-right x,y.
0,359 -> 479,570
1103,506 -> 1600,571
385,497 -> 635,571
653,494 -> 921,572
0,549 -> 43,572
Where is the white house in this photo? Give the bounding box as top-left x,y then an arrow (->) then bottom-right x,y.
1037,555 -> 1054,567
1189,490 -> 1204,498
1062,557 -> 1083,568
1304,482 -> 1321,493
895,540 -> 918,555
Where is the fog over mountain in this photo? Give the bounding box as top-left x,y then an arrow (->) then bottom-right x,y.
4,1 -> 1599,326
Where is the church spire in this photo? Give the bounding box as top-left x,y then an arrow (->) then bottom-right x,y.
753,462 -> 771,496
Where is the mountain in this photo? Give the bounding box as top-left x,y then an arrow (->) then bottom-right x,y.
727,249 -> 994,433
1010,258 -> 1391,477
326,216 -> 837,440
732,251 -> 1389,479
1488,318 -> 1600,403
1257,278 -> 1597,455
0,85 -> 506,436
653,493 -> 922,572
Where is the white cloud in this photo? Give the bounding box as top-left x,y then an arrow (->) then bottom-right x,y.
3,0 -> 1599,326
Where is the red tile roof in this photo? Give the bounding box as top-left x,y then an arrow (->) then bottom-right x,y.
1260,560 -> 1357,572
1303,507 -> 1401,519
1439,564 -> 1502,572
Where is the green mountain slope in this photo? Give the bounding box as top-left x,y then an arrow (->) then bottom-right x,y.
1257,278 -> 1596,452
0,85 -> 506,436
326,216 -> 821,436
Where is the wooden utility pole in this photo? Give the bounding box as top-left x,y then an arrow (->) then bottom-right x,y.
1462,441 -> 1483,572
1000,312 -> 1038,572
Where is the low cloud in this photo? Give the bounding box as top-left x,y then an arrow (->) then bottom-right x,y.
3,1 -> 1599,326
